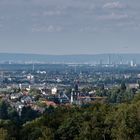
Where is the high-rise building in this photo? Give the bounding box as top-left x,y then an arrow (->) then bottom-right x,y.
108,55 -> 111,65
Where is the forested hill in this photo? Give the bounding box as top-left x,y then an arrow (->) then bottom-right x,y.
0,53 -> 140,64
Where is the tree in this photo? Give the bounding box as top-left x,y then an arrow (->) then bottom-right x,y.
38,127 -> 54,140
110,102 -> 140,140
20,106 -> 40,124
138,80 -> 140,89
0,101 -> 8,119
121,82 -> 126,91
0,128 -> 8,140
0,120 -> 18,140
57,114 -> 83,140
8,108 -> 19,124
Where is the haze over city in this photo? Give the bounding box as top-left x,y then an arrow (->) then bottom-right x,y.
0,0 -> 140,54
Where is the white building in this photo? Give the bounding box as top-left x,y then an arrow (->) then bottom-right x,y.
51,87 -> 57,95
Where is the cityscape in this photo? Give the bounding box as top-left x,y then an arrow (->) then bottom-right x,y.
0,56 -> 140,139
0,0 -> 140,139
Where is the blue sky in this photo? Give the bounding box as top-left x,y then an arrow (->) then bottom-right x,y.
0,0 -> 140,54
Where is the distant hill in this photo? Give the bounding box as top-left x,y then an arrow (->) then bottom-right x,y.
0,53 -> 140,64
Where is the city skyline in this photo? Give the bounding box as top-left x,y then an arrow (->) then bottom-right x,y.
0,0 -> 140,54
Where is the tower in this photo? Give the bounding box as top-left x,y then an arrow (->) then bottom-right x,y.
108,54 -> 111,65
70,89 -> 74,104
99,59 -> 103,66
32,63 -> 35,71
19,84 -> 22,90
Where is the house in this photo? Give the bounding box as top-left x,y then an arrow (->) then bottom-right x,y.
14,101 -> 24,116
21,96 -> 33,104
42,100 -> 57,107
10,93 -> 22,101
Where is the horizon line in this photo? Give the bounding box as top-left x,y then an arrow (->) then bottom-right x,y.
1,52 -> 140,56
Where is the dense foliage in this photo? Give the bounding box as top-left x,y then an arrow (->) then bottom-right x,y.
0,91 -> 140,139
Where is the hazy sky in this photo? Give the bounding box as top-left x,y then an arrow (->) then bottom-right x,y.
0,0 -> 140,54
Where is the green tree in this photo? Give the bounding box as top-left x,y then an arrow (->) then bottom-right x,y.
0,101 -> 8,119
38,127 -> 54,140
20,106 -> 40,124
121,82 -> 126,91
0,128 -> 8,140
111,103 -> 140,140
57,114 -> 83,140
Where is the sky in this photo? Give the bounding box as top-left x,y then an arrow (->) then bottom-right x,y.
0,0 -> 140,55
